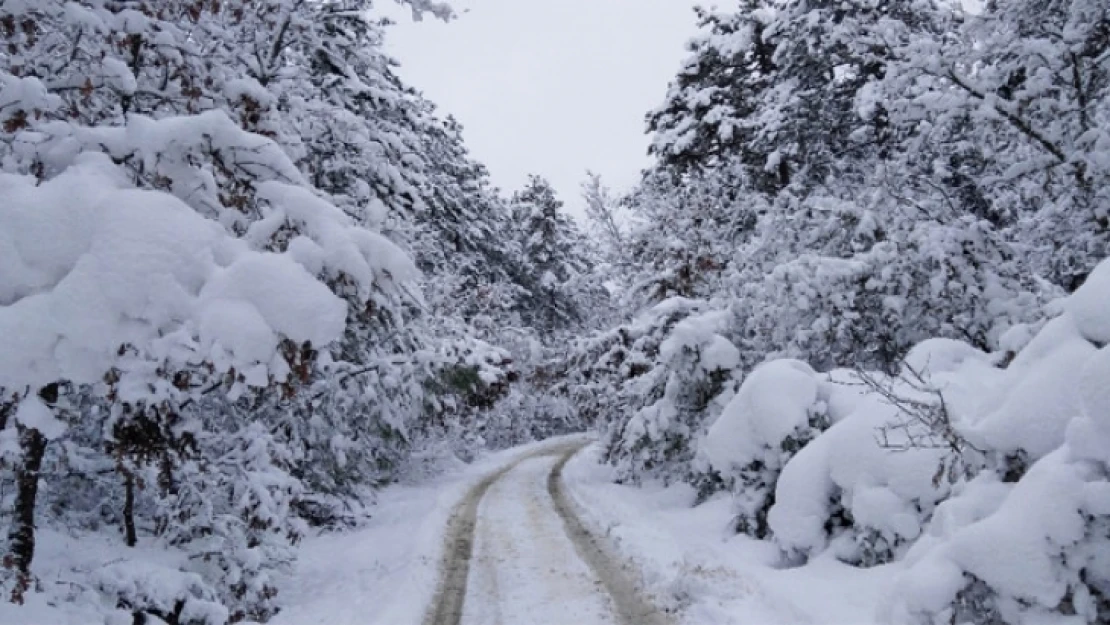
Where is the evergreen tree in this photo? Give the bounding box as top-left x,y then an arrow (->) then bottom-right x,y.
509,175 -> 598,335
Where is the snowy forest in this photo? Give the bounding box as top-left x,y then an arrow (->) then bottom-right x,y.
0,0 -> 1108,624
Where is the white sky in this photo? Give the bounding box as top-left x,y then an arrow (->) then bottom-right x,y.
380,0 -> 704,218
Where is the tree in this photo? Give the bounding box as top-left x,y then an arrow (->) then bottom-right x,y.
0,0 -> 452,618
883,0 -> 1110,291
580,171 -> 626,267
509,175 -> 598,334
647,2 -> 783,189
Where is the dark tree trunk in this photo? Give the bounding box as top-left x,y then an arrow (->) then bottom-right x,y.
7,424 -> 47,601
0,397 -> 13,432
123,470 -> 137,547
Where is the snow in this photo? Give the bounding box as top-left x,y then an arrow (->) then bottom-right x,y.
198,253 -> 346,353
253,182 -> 419,298
100,58 -> 137,95
0,154 -> 347,391
658,309 -> 740,374
769,387 -> 955,562
13,396 -> 67,440
1067,257 -> 1110,344
562,444 -> 897,625
702,359 -> 819,474
889,451 -> 1096,622
271,437 -> 585,625
93,561 -> 228,625
948,452 -> 1087,605
224,78 -> 275,107
0,75 -> 58,118
462,454 -> 618,625
880,272 -> 1110,624
0,439 -> 581,625
765,430 -> 839,557
1078,345 -> 1110,432
0,528 -> 225,625
902,337 -> 990,375
218,251 -> 1110,625
1,0 -> 1107,620
967,314 -> 1095,458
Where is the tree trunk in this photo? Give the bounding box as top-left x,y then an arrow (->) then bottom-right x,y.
123,470 -> 137,547
7,424 -> 47,602
0,397 -> 12,432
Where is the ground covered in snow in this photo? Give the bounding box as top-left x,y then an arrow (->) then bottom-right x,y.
562,445 -> 896,625
272,439 -> 584,625
0,439 -> 566,625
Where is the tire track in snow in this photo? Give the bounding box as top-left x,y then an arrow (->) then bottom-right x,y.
421,459 -> 516,625
548,449 -> 674,625
421,439 -> 585,625
423,439 -> 672,625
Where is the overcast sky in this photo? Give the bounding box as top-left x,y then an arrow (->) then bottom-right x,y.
380,0 -> 704,218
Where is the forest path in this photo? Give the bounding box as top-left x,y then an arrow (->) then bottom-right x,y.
423,440 -> 671,625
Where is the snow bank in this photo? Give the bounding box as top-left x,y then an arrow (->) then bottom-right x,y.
672,257 -> 1110,622
563,443 -> 899,625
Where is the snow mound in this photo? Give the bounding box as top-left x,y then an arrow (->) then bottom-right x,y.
768,391 -> 950,564
967,315 -> 1095,459
1067,257 -> 1110,345
703,359 -> 819,473
889,451 -> 1103,624
766,338 -> 998,565
902,338 -> 989,375
886,273 -> 1110,625
1077,346 -> 1110,434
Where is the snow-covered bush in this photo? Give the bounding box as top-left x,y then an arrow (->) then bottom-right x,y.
564,298 -> 707,436
606,305 -> 740,485
700,360 -> 832,538
885,258 -> 1110,624
93,562 -> 228,625
764,339 -> 1001,567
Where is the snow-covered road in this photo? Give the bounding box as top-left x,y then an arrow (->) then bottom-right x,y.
425,442 -> 670,625
464,452 -> 615,625
271,438 -> 894,625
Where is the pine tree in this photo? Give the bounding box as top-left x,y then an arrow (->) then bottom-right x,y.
647,2 -> 783,189
509,175 -> 597,335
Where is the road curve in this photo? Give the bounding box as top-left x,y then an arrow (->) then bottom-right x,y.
422,440 -> 671,625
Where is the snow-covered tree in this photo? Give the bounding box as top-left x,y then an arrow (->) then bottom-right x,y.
0,0 -> 543,619
883,0 -> 1110,291
580,171 -> 627,270
509,175 -> 600,335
